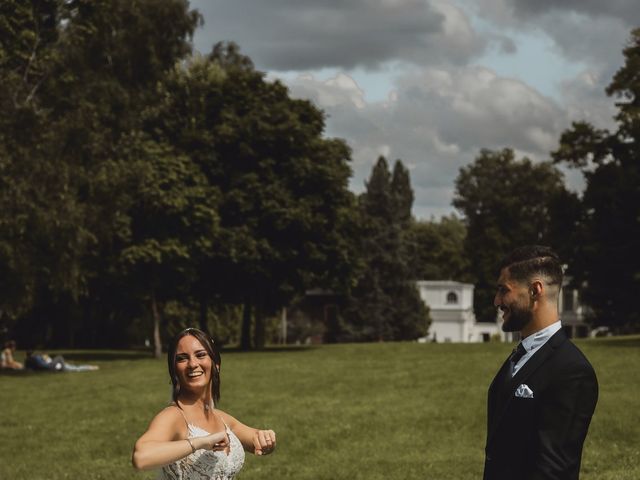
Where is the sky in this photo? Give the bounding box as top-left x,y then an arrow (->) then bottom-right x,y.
189,0 -> 638,219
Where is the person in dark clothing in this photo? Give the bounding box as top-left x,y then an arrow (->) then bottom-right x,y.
24,351 -> 98,372
484,245 -> 598,480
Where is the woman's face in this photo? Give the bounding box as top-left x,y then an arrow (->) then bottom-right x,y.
175,335 -> 213,394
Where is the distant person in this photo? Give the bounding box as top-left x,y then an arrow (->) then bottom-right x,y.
1,340 -> 23,370
484,245 -> 598,479
132,327 -> 276,478
24,351 -> 98,372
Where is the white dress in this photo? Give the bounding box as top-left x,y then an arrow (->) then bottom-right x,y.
159,418 -> 245,480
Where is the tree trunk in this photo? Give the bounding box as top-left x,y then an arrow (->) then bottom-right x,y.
240,300 -> 252,351
253,301 -> 265,350
151,291 -> 162,358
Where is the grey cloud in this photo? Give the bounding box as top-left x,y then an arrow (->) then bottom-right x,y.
560,71 -> 617,131
469,0 -> 634,72
190,0 -> 488,71
509,0 -> 640,24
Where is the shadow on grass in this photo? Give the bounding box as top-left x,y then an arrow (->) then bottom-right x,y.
0,369 -> 37,377
47,346 -> 317,362
56,350 -> 154,362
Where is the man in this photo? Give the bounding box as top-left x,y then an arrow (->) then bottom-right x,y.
484,245 -> 598,480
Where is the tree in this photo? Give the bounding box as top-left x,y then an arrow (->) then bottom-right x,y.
343,157 -> 430,341
453,148 -> 573,323
407,215 -> 469,281
144,45 -> 358,349
552,28 -> 640,330
0,0 -> 202,347
117,135 -> 219,358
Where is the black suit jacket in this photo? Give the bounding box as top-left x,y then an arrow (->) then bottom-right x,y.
483,329 -> 598,480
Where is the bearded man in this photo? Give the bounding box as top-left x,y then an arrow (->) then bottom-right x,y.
484,245 -> 598,480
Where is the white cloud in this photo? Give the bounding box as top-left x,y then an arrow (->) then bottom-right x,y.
285,66 -> 571,217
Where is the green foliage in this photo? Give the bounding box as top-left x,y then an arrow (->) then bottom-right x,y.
407,215 -> 469,281
0,1 -> 202,345
145,44 -> 358,349
453,148 -> 571,323
552,29 -> 640,330
343,157 -> 430,341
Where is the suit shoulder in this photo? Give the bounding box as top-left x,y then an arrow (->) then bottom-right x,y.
555,339 -> 597,377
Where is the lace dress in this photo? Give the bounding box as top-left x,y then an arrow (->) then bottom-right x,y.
159,419 -> 245,480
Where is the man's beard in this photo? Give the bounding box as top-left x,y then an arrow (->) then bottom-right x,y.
501,303 -> 533,332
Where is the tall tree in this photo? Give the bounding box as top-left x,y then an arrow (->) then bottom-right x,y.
552,28 -> 640,330
453,148 -> 572,323
144,44 -> 358,349
343,157 -> 430,341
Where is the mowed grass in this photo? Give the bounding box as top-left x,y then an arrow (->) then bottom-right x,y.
1,336 -> 639,479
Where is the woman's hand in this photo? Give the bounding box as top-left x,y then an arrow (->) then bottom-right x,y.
192,431 -> 229,452
252,429 -> 276,456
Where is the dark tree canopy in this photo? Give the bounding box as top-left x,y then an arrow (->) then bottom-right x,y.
341,157 -> 430,341
454,148 -> 572,323
0,5 -> 358,351
552,28 -> 640,330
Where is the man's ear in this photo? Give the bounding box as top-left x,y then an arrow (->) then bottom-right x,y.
530,280 -> 543,299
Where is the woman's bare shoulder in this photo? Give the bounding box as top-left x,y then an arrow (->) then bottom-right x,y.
145,404 -> 187,437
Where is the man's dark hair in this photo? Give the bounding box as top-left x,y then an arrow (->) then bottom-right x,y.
498,245 -> 563,287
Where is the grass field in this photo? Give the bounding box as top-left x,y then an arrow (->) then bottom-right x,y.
1,336 -> 639,479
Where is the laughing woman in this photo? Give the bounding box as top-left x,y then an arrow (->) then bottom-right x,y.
132,328 -> 276,479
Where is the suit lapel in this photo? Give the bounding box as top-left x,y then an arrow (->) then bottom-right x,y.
487,329 -> 568,445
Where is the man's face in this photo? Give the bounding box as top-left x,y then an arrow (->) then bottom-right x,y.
494,267 -> 533,332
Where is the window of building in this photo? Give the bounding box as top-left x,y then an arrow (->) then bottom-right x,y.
446,291 -> 458,304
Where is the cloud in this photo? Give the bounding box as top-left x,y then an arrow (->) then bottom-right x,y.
462,0 -> 632,136
509,0 -> 640,24
190,0 -> 493,70
468,0 -> 635,71
285,67 -> 570,218
189,0 -> 627,218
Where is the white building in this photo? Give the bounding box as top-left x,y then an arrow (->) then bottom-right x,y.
417,280 -> 507,343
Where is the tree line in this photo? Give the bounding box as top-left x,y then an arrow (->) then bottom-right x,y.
1,2 -> 637,352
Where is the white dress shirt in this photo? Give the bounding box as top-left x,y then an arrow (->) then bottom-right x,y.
512,320 -> 562,376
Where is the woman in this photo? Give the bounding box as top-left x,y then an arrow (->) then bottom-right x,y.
132,328 -> 276,478
1,340 -> 23,370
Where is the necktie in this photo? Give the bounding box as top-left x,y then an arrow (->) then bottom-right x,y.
509,342 -> 527,374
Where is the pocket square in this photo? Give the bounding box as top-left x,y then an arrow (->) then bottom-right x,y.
515,384 -> 534,398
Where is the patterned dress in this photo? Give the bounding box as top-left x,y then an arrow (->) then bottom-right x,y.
159,415 -> 245,480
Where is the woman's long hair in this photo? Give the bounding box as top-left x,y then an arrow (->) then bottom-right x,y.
167,328 -> 221,407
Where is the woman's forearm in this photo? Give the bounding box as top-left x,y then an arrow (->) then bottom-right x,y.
132,439 -> 193,470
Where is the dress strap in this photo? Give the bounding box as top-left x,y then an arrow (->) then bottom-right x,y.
213,410 -> 230,430
170,404 -> 190,429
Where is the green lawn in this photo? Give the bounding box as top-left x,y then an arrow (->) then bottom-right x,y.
1,337 -> 638,479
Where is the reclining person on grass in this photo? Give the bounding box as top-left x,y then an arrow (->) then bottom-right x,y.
24,351 -> 99,372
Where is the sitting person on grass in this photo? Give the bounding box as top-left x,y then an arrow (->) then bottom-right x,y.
24,351 -> 99,372
1,340 -> 23,370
